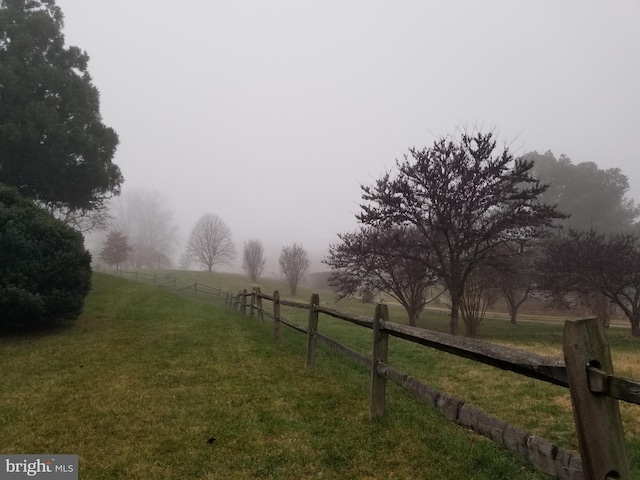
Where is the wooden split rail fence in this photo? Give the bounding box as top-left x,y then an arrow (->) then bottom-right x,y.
224,286 -> 640,480
118,271 -> 227,300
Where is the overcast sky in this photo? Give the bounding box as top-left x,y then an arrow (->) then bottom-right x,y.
56,0 -> 640,269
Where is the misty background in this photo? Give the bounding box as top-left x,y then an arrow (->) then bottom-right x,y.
55,0 -> 640,273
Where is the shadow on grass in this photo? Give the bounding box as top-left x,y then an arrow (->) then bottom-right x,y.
0,316 -> 78,338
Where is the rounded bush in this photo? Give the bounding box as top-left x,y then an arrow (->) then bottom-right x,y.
0,184 -> 92,329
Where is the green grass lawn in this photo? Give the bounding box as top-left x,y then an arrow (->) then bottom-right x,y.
1,272 -> 638,479
149,268 -> 640,475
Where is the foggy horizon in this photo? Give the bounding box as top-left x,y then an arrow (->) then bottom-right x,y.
57,1 -> 640,271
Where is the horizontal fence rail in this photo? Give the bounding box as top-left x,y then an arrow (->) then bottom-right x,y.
315,305 -> 374,329
380,320 -> 570,387
316,331 -> 371,368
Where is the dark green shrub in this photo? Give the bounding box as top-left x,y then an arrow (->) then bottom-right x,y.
0,184 -> 92,329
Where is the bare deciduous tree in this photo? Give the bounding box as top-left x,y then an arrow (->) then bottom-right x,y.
492,242 -> 537,325
324,225 -> 439,327
242,239 -> 265,282
279,243 -> 310,296
358,130 -> 563,335
110,188 -> 179,268
541,230 -> 640,337
460,266 -> 500,337
183,213 -> 235,272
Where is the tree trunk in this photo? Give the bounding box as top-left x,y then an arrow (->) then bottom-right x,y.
510,308 -> 517,325
631,313 -> 640,337
450,294 -> 460,335
503,287 -> 529,326
408,312 -> 417,327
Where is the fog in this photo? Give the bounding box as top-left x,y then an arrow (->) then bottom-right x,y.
56,0 -> 640,271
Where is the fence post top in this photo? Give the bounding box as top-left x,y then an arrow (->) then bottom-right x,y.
564,317 -> 611,356
374,303 -> 390,323
563,316 -> 599,327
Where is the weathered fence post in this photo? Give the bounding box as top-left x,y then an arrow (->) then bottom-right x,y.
255,287 -> 264,325
225,291 -> 230,308
194,282 -> 197,295
563,317 -> 631,480
240,289 -> 248,315
236,290 -> 242,312
273,291 -> 281,339
250,288 -> 256,317
305,294 -> 320,368
370,303 -> 390,420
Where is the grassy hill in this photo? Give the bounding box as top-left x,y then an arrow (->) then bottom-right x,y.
1,273 -> 638,478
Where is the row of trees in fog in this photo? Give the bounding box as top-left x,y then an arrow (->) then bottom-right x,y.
324,131 -> 640,337
97,198 -> 312,296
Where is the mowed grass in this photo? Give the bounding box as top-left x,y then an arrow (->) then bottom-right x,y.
0,273 -> 556,480
143,269 -> 640,476
5,272 -> 640,478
